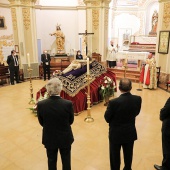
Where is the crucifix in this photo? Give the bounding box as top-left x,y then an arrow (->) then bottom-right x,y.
78,30 -> 94,55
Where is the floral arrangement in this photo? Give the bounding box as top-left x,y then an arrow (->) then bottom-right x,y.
28,91 -> 49,113
99,76 -> 115,99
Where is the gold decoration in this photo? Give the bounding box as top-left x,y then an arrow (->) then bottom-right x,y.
27,68 -> 35,105
11,8 -> 17,30
8,0 -> 15,4
105,9 -> 109,28
84,74 -> 94,123
22,8 -> 30,30
0,34 -> 14,40
20,0 -> 30,5
91,1 -> 100,6
163,2 -> 170,29
92,9 -> 99,30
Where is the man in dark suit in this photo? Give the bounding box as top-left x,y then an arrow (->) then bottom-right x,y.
7,50 -> 20,85
154,98 -> 170,170
104,78 -> 142,170
41,50 -> 51,81
37,78 -> 74,170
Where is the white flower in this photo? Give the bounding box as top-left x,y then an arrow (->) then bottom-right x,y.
101,86 -> 105,90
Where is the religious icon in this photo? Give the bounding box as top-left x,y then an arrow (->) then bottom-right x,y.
158,31 -> 170,54
0,16 -> 7,29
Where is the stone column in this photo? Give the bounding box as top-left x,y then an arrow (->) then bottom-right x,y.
8,0 -> 38,65
84,0 -> 111,61
155,0 -> 170,83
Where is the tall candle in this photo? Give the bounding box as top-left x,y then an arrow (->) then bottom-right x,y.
27,53 -> 30,67
87,57 -> 89,75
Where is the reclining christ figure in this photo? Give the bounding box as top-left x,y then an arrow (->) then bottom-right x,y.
37,58 -> 116,114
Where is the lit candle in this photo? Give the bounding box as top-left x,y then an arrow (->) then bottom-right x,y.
87,57 -> 89,75
27,53 -> 30,67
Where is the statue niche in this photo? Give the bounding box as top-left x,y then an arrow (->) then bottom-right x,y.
149,10 -> 158,36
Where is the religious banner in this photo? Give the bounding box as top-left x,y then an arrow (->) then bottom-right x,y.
158,31 -> 170,54
163,2 -> 170,29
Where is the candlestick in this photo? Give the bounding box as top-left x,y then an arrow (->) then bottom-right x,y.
87,57 -> 89,75
27,68 -> 35,105
27,53 -> 31,67
84,74 -> 94,123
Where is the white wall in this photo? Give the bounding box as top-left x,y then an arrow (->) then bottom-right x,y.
35,9 -> 86,55
38,0 -> 78,6
110,13 -> 140,46
0,0 -> 9,4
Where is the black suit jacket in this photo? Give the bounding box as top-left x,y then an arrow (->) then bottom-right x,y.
104,92 -> 142,144
7,55 -> 19,70
160,97 -> 170,135
37,96 -> 74,149
41,53 -> 51,67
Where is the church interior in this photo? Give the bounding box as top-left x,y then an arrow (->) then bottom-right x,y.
0,0 -> 170,169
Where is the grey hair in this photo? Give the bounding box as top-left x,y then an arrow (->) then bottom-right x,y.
46,78 -> 63,96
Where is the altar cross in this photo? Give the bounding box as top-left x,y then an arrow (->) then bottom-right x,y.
79,30 -> 94,55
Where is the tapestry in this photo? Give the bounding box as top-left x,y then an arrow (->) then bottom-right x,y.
53,60 -> 106,96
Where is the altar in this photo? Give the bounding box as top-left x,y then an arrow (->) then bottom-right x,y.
116,51 -> 149,69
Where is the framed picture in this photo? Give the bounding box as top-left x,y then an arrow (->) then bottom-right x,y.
158,31 -> 170,54
0,16 -> 7,30
15,45 -> 19,53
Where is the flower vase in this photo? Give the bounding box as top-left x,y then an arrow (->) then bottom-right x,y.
104,96 -> 110,106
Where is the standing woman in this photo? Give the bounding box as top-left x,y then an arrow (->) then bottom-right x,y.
76,50 -> 83,60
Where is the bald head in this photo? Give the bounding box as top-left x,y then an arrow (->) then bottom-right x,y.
148,53 -> 153,59
119,78 -> 132,92
43,50 -> 47,54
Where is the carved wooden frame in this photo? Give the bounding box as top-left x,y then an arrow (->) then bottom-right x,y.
0,16 -> 7,30
158,31 -> 170,54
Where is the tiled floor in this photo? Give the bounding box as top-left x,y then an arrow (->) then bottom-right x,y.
0,79 -> 168,170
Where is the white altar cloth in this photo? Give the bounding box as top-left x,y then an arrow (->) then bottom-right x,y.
116,51 -> 149,68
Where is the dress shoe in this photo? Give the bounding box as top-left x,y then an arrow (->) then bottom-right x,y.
16,81 -> 21,83
154,164 -> 162,170
11,83 -> 14,85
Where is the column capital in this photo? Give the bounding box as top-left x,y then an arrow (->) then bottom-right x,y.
158,0 -> 170,3
83,0 -> 111,6
8,0 -> 36,6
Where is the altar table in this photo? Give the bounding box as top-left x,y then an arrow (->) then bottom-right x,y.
116,51 -> 149,68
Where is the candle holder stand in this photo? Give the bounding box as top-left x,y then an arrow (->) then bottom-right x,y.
84,74 -> 94,123
27,67 -> 35,105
